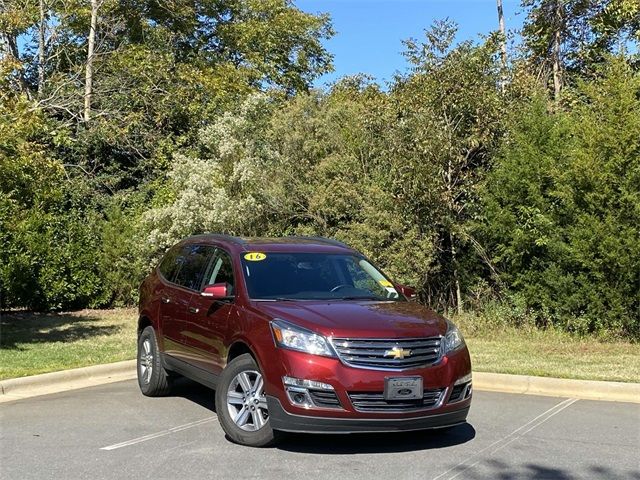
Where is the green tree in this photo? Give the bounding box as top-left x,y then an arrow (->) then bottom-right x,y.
387,22 -> 506,312
266,77 -> 426,286
0,91 -> 108,310
3,0 -> 333,188
481,56 -> 640,336
1,0 -> 335,310
521,0 -> 640,98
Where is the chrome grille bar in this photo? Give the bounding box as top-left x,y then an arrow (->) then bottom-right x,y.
348,388 -> 445,412
331,337 -> 442,369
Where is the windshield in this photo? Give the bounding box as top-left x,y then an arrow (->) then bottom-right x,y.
241,252 -> 402,301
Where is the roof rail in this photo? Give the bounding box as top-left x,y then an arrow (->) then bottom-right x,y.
210,234 -> 247,245
188,233 -> 247,245
287,236 -> 351,249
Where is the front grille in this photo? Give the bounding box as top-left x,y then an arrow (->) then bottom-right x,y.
332,337 -> 442,369
348,388 -> 445,412
308,389 -> 341,409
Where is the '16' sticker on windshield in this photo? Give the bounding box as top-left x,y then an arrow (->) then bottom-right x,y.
244,252 -> 267,261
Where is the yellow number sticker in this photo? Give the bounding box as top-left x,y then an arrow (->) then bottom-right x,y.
379,279 -> 393,288
244,252 -> 266,261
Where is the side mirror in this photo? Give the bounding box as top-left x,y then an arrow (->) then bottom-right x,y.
201,282 -> 231,299
396,284 -> 417,301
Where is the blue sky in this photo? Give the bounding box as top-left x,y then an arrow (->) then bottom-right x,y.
296,0 -> 525,87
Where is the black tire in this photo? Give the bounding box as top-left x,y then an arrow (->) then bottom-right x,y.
215,354 -> 278,447
137,326 -> 172,396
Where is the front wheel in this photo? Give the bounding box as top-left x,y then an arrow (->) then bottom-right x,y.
215,354 -> 278,447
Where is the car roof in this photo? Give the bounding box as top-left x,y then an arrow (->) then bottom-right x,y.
180,234 -> 355,254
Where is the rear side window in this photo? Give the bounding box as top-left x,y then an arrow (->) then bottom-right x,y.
158,246 -> 182,282
174,245 -> 216,291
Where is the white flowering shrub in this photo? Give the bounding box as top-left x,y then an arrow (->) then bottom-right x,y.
142,94 -> 278,254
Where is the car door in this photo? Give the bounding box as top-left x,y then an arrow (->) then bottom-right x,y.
183,247 -> 237,376
162,244 -> 211,363
156,245 -> 191,357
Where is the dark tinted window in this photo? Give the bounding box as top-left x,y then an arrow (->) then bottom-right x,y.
174,245 -> 216,290
158,245 -> 182,282
203,249 -> 235,295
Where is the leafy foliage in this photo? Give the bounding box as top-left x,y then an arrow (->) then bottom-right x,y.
480,58 -> 640,336
522,0 -> 640,74
1,2 -> 638,338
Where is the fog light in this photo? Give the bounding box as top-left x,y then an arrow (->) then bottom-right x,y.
284,385 -> 313,408
283,376 -> 336,409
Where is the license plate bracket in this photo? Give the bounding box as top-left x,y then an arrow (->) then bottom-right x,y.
384,376 -> 423,400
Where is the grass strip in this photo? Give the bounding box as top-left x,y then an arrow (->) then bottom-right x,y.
1,308 -> 137,380
1,308 -> 638,383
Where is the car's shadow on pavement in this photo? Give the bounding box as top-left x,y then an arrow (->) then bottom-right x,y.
276,423 -> 476,454
168,378 -> 475,453
167,378 -> 217,412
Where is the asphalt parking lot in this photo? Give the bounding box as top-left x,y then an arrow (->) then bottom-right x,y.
1,378 -> 638,480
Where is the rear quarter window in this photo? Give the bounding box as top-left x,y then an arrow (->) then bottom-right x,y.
158,246 -> 182,282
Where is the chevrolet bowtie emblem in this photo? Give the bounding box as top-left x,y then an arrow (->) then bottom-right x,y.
384,346 -> 412,359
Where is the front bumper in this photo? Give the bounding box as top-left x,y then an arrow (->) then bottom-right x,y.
267,395 -> 470,433
259,345 -> 472,433
263,344 -> 471,413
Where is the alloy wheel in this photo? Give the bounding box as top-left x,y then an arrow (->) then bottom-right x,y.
139,338 -> 153,384
226,370 -> 268,431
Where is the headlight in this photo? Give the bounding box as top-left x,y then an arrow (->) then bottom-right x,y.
443,321 -> 465,354
271,319 -> 335,357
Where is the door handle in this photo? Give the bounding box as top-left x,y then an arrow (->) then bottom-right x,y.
161,296 -> 171,304
188,307 -> 199,314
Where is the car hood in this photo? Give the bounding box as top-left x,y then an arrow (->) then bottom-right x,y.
252,300 -> 448,338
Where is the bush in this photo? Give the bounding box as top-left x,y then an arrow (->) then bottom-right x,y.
1,193 -> 108,311
480,58 -> 640,337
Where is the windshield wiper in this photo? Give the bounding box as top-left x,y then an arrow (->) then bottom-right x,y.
337,296 -> 384,301
253,297 -> 297,302
256,296 -> 387,302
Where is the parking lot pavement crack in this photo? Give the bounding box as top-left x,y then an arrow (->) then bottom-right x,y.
431,398 -> 579,480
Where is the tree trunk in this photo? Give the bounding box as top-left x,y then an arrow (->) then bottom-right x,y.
450,231 -> 463,315
552,0 -> 563,101
496,0 -> 507,69
0,28 -> 17,62
84,0 -> 98,122
38,0 -> 46,96
496,0 -> 508,92
0,4 -> 32,99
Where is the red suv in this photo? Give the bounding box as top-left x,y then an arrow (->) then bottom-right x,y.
137,235 -> 472,447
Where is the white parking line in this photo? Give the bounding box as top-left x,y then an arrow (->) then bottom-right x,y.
489,399 -> 578,456
432,397 -> 579,480
100,417 -> 216,451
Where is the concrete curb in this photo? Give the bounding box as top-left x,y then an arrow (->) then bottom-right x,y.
1,361 -> 638,404
473,372 -> 640,403
0,360 -> 136,403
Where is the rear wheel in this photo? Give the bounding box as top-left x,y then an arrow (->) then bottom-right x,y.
137,326 -> 172,396
215,354 -> 278,447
